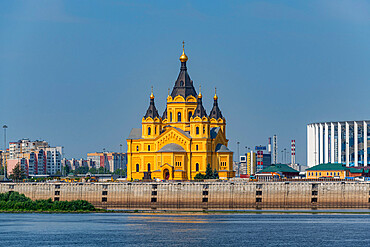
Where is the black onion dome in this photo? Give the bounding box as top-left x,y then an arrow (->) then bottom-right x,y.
209,97 -> 224,120
144,97 -> 160,119
170,61 -> 197,99
192,96 -> 207,119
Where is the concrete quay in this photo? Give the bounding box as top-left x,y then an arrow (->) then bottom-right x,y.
1,181 -> 369,210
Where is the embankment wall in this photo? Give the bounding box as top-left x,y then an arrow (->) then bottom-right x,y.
1,182 -> 369,210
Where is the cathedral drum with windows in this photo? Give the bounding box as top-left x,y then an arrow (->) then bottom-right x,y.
126,45 -> 235,180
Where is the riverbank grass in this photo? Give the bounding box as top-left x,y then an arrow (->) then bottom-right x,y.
0,191 -> 99,213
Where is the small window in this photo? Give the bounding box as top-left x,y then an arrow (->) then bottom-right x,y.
311,198 -> 317,203
102,197 -> 107,202
170,112 -> 172,122
152,184 -> 157,190
102,191 -> 108,196
312,184 -> 318,190
196,163 -> 199,172
148,127 -> 151,135
203,126 -> 205,134
136,146 -> 139,151
54,197 -> 59,201
148,145 -> 150,151
256,184 -> 263,190
148,163 -> 151,172
178,112 -> 181,122
136,164 -> 140,172
256,198 -> 262,202
152,191 -> 157,196
102,184 -> 108,189
55,185 -> 60,189
203,191 -> 208,196
312,191 -> 318,196
196,145 -> 198,151
151,197 -> 157,202
155,126 -> 157,134
202,198 -> 208,203
256,191 -> 262,196
55,191 -> 60,195
196,127 -> 199,135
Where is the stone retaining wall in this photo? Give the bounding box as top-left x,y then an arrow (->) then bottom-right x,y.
1,182 -> 369,210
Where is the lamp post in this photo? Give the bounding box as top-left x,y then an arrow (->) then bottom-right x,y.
237,141 -> 240,177
120,144 -> 123,178
3,125 -> 8,180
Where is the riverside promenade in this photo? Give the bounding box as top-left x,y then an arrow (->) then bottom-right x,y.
1,181 -> 369,210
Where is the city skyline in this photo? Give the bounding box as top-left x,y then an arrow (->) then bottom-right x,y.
2,1 -> 370,164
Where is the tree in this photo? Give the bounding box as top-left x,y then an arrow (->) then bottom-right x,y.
212,169 -> 219,179
194,173 -> 205,180
9,163 -> 26,181
205,164 -> 213,179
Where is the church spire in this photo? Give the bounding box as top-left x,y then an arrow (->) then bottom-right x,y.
144,86 -> 160,119
192,85 -> 208,119
170,41 -> 197,99
209,87 -> 224,120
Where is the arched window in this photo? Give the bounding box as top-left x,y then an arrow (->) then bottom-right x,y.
148,163 -> 151,172
170,112 -> 172,122
196,163 -> 199,172
148,145 -> 150,151
155,126 -> 157,134
196,127 -> 199,135
148,127 -> 151,135
196,145 -> 198,151
136,164 -> 139,172
203,126 -> 205,134
136,146 -> 139,151
177,112 -> 181,122
188,112 -> 192,121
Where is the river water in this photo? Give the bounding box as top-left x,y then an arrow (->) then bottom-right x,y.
0,212 -> 369,246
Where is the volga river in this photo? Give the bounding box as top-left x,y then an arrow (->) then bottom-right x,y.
0,212 -> 369,246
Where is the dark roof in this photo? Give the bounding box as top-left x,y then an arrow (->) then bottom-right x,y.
162,108 -> 167,119
192,96 -> 207,118
172,127 -> 191,138
158,143 -> 186,152
260,164 -> 299,173
306,163 -> 347,171
210,127 -> 220,139
144,97 -> 160,119
170,61 -> 197,99
127,128 -> 141,139
209,98 -> 224,120
215,143 -> 231,153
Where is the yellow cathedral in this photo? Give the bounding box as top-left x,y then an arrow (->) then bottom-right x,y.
126,44 -> 235,180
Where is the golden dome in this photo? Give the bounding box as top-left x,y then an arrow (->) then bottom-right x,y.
150,86 -> 154,99
214,87 -> 218,100
179,41 -> 188,62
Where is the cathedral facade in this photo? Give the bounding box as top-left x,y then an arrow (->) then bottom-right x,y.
126,46 -> 234,180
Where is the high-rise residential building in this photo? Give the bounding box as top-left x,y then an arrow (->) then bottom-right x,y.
7,139 -> 63,176
246,151 -> 257,175
87,152 -> 127,172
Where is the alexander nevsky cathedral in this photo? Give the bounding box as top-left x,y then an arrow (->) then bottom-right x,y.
126,44 -> 234,180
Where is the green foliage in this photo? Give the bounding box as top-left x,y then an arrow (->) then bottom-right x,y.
194,164 -> 219,180
0,192 -> 96,212
113,168 -> 126,177
73,166 -> 89,175
9,163 -> 26,181
205,164 -> 213,178
194,173 -> 205,180
213,169 -> 219,179
0,165 -> 4,175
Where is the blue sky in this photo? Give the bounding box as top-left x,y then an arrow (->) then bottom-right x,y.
1,0 -> 370,164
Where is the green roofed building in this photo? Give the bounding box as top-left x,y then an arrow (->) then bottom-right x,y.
257,164 -> 299,178
305,163 -> 357,179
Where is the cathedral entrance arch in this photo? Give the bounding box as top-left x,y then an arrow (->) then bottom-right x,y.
163,169 -> 170,180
